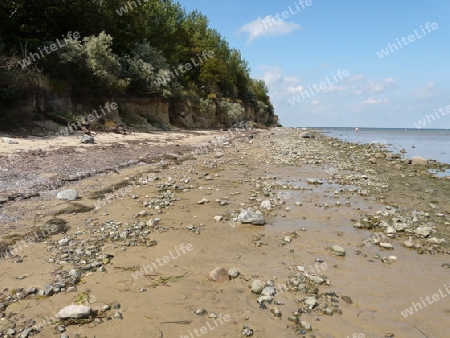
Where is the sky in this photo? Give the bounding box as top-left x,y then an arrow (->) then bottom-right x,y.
179,0 -> 450,128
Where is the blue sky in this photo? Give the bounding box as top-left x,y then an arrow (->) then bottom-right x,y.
179,0 -> 450,128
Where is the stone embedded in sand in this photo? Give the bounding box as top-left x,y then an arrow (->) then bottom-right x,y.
228,268 -> 239,279
304,296 -> 317,309
250,279 -> 265,293
56,189 -> 78,201
327,245 -> 346,257
80,135 -> 95,144
428,237 -> 446,245
379,243 -> 393,250
237,209 -> 266,225
306,178 -> 323,185
414,226 -> 432,238
260,200 -> 271,210
207,267 -> 229,282
213,215 -> 223,222
198,198 -> 209,204
56,305 -> 92,319
411,156 -> 427,165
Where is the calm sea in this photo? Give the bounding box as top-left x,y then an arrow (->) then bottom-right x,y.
315,127 -> 450,164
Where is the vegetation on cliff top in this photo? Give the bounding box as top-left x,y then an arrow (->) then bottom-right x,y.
0,0 -> 275,129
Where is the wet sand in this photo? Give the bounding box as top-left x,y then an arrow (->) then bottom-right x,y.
1,128 -> 450,338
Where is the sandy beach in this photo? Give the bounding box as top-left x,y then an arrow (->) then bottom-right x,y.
1,128 -> 450,338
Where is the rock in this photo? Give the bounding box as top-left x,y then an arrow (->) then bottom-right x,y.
1,137 -> 19,144
428,237 -> 446,245
237,209 -> 266,225
403,239 -> 415,248
309,275 -> 325,285
272,307 -> 282,317
328,245 -> 346,256
228,268 -> 239,279
195,308 -> 207,315
69,269 -> 81,280
213,215 -> 223,222
56,189 -> 78,201
300,321 -> 312,330
207,267 -> 229,282
379,243 -> 394,250
411,156 -> 427,165
214,152 -> 224,158
385,226 -> 396,234
283,236 -> 292,243
260,200 -> 271,210
56,305 -> 92,319
304,297 -> 317,309
80,135 -> 95,144
257,295 -> 273,307
414,226 -> 432,238
242,325 -> 254,336
300,132 -> 315,139
393,223 -> 408,232
198,198 -> 209,204
250,279 -> 265,293
42,284 -> 54,296
261,286 -> 276,297
341,295 -> 353,304
307,178 -> 323,185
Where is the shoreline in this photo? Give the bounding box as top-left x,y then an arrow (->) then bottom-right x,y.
1,127 -> 450,337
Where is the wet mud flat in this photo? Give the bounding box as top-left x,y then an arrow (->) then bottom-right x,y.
1,128 -> 450,338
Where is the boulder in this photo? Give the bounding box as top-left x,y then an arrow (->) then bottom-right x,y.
56,189 -> 78,201
411,156 -> 427,165
56,305 -> 92,319
238,209 -> 266,225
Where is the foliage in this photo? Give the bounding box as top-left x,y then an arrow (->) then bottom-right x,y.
0,0 -> 275,123
219,101 -> 244,122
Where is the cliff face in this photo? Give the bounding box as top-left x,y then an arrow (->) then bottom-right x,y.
0,90 -> 279,134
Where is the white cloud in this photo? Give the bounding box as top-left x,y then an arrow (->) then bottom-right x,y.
362,98 -> 380,104
287,85 -> 303,94
352,77 -> 396,95
239,16 -> 301,43
413,82 -> 437,99
311,100 -> 320,104
348,74 -> 365,83
362,98 -> 388,104
324,85 -> 348,93
259,66 -> 283,85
